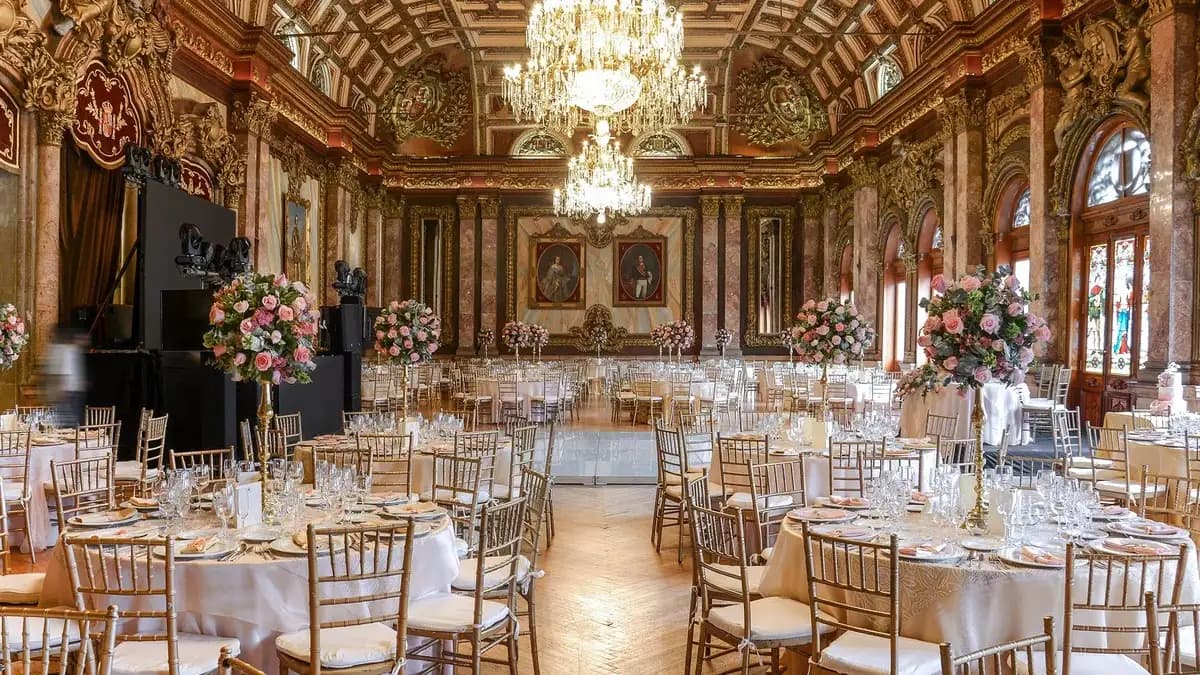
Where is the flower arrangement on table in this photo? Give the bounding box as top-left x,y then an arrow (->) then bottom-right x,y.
789,298 -> 875,366
896,364 -> 941,401
649,326 -> 666,351
501,320 -> 535,359
585,324 -> 609,358
915,265 -> 1050,531
204,273 -> 320,385
531,324 -> 550,359
0,304 -> 27,371
714,327 -> 732,359
477,328 -> 495,358
655,320 -> 695,361
374,300 -> 442,364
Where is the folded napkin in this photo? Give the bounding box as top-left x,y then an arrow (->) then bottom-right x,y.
818,527 -> 873,540
899,543 -> 947,557
1020,546 -> 1064,566
1123,521 -> 1180,536
897,437 -> 934,447
129,496 -> 158,508
797,507 -> 847,520
181,537 -> 219,554
1097,505 -> 1129,516
292,531 -> 309,549
1105,539 -> 1166,555
909,491 -> 929,505
826,495 -> 869,508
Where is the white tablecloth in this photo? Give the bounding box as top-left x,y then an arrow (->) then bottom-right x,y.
296,438 -> 514,495
40,519 -> 459,672
900,382 -> 1031,446
21,441 -> 79,552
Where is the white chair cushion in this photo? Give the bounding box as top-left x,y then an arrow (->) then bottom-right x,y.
113,462 -> 158,483
760,546 -> 774,562
1096,480 -> 1166,497
452,555 -> 532,591
665,484 -> 683,500
111,633 -> 240,675
1067,467 -> 1123,481
1017,651 -> 1150,675
0,573 -> 44,604
420,489 -> 490,505
0,616 -> 79,650
492,484 -> 521,500
707,564 -> 766,597
725,493 -> 794,510
275,622 -> 398,669
816,630 -> 942,675
1023,399 -> 1054,411
407,593 -> 510,633
453,537 -> 469,558
707,596 -> 831,642
1,482 -> 24,501
1067,457 -> 1116,469
1175,623 -> 1197,666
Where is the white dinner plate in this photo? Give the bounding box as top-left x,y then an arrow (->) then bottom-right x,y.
997,545 -> 1067,569
786,507 -> 856,523
896,543 -> 961,562
1090,507 -> 1135,521
960,537 -> 1003,552
809,524 -> 876,541
382,502 -> 448,521
175,528 -> 219,541
154,540 -> 236,560
68,511 -> 140,528
77,524 -> 160,539
269,536 -> 345,557
363,493 -> 414,507
1089,537 -> 1178,556
1107,519 -> 1187,540
817,497 -> 871,510
239,527 -> 281,543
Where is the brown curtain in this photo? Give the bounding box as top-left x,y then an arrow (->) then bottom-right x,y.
60,140 -> 124,323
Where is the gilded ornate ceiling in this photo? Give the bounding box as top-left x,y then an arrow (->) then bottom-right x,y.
228,0 -> 989,154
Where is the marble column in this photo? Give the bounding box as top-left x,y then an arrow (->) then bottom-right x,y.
34,112 -> 70,355
322,162 -> 354,307
478,197 -> 500,335
939,120 -> 959,280
944,90 -> 987,276
822,198 -> 840,298
801,196 -> 823,302
699,196 -> 721,354
364,197 -> 382,307
1023,42 -> 1067,361
230,96 -> 276,271
1146,0 -> 1199,379
381,195 -> 405,305
457,196 -> 479,355
723,195 -> 744,355
903,253 -> 919,365
850,162 -> 881,359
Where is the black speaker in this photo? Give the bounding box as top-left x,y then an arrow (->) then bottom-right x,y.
322,304 -> 367,354
160,289 -> 214,351
342,351 -> 362,413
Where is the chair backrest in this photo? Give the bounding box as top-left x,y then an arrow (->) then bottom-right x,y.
1051,407 -> 1083,459
655,422 -> 687,488
454,430 -> 500,460
466,499 -> 527,622
938,438 -> 978,473
0,605 -> 121,675
717,434 -> 768,496
303,520 -> 414,672
170,447 -> 234,478
508,425 -> 537,496
255,427 -> 290,463
136,411 -> 169,486
738,411 -> 769,433
272,412 -> 303,451
358,433 -> 414,495
828,439 -> 879,496
938,616 -> 1056,675
431,454 -> 490,514
1053,367 -> 1072,406
1063,541 -> 1186,672
238,419 -> 255,462
924,413 -> 959,444
84,405 -> 117,427
1084,423 -> 1130,483
747,459 -> 806,553
75,422 -> 121,460
503,414 -> 530,438
804,525 -> 901,669
0,430 -> 30,490
1138,471 -> 1200,540
64,535 -> 183,674
520,469 -> 552,572
312,446 -> 372,479
691,502 -> 755,620
52,455 -> 116,525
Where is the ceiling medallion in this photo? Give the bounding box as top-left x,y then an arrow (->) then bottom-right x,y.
502,0 -> 706,135
380,55 -> 469,148
732,55 -> 828,148
553,119 -> 651,225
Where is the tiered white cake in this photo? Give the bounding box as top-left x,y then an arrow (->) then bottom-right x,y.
1151,362 -> 1187,414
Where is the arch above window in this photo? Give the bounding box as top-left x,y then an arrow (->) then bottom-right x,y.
1012,187 -> 1031,228
1086,126 -> 1150,207
511,129 -> 570,158
632,130 -> 692,158
310,58 -> 332,97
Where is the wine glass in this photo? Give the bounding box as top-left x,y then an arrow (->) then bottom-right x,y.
212,484 -> 235,546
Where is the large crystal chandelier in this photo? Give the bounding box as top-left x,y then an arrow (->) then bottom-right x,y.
554,119 -> 651,224
503,0 -> 707,134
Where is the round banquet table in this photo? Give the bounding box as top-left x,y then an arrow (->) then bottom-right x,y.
900,382 -> 1031,446
759,511 -> 1200,657
13,432 -> 112,552
39,514 -> 460,672
295,436 -> 515,496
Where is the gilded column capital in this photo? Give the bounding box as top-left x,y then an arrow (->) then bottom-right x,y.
939,90 -> 987,134
23,46 -> 76,146
1017,39 -> 1055,90
901,251 -> 918,274
457,195 -> 479,221
383,194 -> 406,220
36,110 -> 74,146
700,195 -> 722,218
1145,0 -> 1197,21
847,158 -> 879,191
801,195 -> 825,221
722,195 -> 744,215
231,95 -> 277,137
479,196 -> 500,220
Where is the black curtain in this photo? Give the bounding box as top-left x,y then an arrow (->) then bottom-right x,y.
60,140 -> 124,325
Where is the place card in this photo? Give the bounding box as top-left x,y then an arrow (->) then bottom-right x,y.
233,480 -> 263,528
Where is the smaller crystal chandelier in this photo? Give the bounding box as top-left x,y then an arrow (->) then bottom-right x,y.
554,119 -> 651,224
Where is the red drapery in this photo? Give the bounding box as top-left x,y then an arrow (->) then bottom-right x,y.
59,140 -> 124,323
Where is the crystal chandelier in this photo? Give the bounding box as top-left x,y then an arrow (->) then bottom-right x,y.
554,120 -> 651,224
503,0 -> 707,135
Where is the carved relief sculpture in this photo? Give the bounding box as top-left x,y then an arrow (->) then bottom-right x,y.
732,55 -> 829,148
380,54 -> 469,148
71,60 -> 141,168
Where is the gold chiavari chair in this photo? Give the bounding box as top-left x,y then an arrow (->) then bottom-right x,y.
1146,588 -> 1200,675
529,374 -> 562,424
360,371 -> 391,413
1083,423 -> 1153,506
1185,435 -> 1200,484
677,411 -> 716,472
938,617 -> 1056,675
995,427 -> 1060,488
454,430 -> 500,461
407,499 -> 525,673
238,419 -> 255,463
737,410 -> 771,434
84,405 -> 117,427
312,446 -> 373,480
451,372 -> 489,430
747,459 -> 806,557
692,504 -> 825,674
496,425 -> 536,501
170,447 -> 234,479
0,481 -> 45,604
51,455 -> 116,533
219,645 -> 265,675
0,430 -> 31,561
430,454 -> 492,556
540,422 -> 558,546
274,520 -> 415,675
496,377 -> 525,424
804,526 -> 943,675
631,377 -> 665,425
63,534 -> 242,674
502,414 -> 529,439
256,427 -> 290,463
116,409 -> 167,497
1060,541 -> 1187,675
1138,470 -> 1200,539
716,434 -> 769,511
0,605 -> 121,675
653,421 -> 692,562
358,433 -> 414,497
937,438 -> 979,474
924,412 -> 959,448
825,373 -> 856,413
272,412 -> 304,457
828,439 -> 876,498
668,371 -> 696,420
73,422 -> 121,460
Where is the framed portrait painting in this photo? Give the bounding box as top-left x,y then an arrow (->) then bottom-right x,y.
613,233 -> 667,306
283,196 -> 311,286
530,229 -> 585,309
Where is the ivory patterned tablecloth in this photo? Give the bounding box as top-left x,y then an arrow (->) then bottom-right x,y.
40,516 -> 460,672
759,512 -> 1200,654
900,382 -> 1031,446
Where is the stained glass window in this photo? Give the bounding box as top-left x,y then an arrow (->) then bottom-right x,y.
1012,188 -> 1031,228
1108,237 -> 1136,376
931,227 -> 943,250
1087,128 -> 1151,207
1140,238 -> 1151,371
1085,243 -> 1109,374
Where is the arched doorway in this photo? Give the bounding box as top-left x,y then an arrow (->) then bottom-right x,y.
839,243 -> 853,302
994,177 -> 1031,288
881,221 -> 906,371
914,208 -> 941,364
1071,121 -> 1151,424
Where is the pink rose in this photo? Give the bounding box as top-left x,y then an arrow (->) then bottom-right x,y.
835,323 -> 846,332
960,276 -> 981,292
234,352 -> 247,366
262,295 -> 279,310
429,343 -> 438,353
239,319 -> 255,335
831,335 -> 842,345
931,275 -> 947,293
388,328 -> 398,339
817,301 -> 829,312
389,345 -> 401,357
1005,275 -> 1019,289
416,330 -> 428,341
253,352 -> 272,372
273,274 -> 288,287
388,314 -> 398,325
278,306 -> 295,321
942,310 -> 964,335
404,339 -> 414,349
210,306 -> 225,324
399,326 -> 412,337
212,345 -> 226,358
917,335 -> 932,347
924,315 -> 941,332
1007,302 -> 1022,317
816,326 -> 830,336
979,313 -> 1000,335
410,352 -> 420,363
294,346 -> 312,363
292,297 -> 308,313
1034,325 -> 1052,343
233,301 -> 250,314
255,309 -> 274,326
803,300 -> 815,310
973,367 -> 991,384
944,356 -> 959,371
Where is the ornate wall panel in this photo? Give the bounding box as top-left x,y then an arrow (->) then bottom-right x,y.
0,87 -> 17,173
743,206 -> 793,348
179,157 -> 214,200
408,204 -> 458,351
70,61 -> 142,169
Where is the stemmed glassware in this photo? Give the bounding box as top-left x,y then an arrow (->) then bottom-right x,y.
212,484 -> 235,546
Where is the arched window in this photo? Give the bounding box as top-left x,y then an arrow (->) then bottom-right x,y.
1072,121 -> 1152,424
995,179 -> 1032,290
310,58 -> 331,97
839,243 -> 853,302
882,222 -> 907,370
914,208 -> 941,365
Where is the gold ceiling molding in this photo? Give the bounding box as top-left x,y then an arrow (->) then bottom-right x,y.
271,97 -> 328,145
939,90 -> 987,134
380,55 -> 468,149
169,18 -> 233,77
879,93 -> 943,143
1017,39 -> 1052,90
732,55 -> 828,149
231,95 -> 276,137
980,35 -> 1027,74
195,106 -> 246,208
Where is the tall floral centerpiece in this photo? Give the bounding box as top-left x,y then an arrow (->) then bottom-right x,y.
375,299 -> 442,424
477,329 -> 495,360
917,266 -> 1050,531
502,321 -> 534,362
781,330 -> 797,365
586,324 -> 608,359
0,305 -> 28,371
650,326 -> 666,360
657,320 -> 695,363
204,273 -> 319,494
531,325 -> 550,361
790,298 -> 876,411
714,328 -> 732,361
